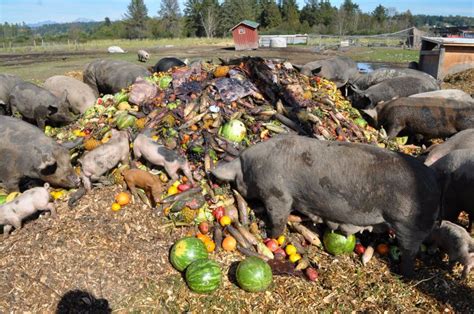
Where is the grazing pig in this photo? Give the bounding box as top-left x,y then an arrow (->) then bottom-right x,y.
351,68 -> 439,91
410,89 -> 474,103
43,75 -> 98,114
211,135 -> 440,277
0,73 -> 23,115
0,116 -> 80,191
424,129 -> 474,166
296,56 -> 359,87
9,81 -> 75,130
80,129 -> 130,191
137,49 -> 150,62
133,133 -> 194,185
430,149 -> 474,231
83,59 -> 151,95
363,98 -> 474,139
122,169 -> 163,207
0,183 -> 55,238
349,76 -> 440,109
151,57 -> 186,73
425,220 -> 474,279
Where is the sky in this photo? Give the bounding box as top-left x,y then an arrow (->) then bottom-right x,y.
0,0 -> 473,24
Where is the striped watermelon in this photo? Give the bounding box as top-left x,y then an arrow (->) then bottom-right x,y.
236,256 -> 273,292
185,259 -> 222,293
170,237 -> 208,271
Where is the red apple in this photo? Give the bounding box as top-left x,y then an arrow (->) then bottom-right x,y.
354,243 -> 366,255
273,247 -> 287,259
265,239 -> 279,252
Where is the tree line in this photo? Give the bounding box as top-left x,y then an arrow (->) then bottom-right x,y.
1,0 -> 473,44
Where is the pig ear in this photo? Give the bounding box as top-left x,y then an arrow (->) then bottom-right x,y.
47,105 -> 58,114
211,159 -> 241,182
38,155 -> 58,175
292,64 -> 303,71
60,90 -> 68,103
361,108 -> 377,122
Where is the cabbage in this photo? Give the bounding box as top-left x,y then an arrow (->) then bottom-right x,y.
114,91 -> 129,104
218,120 -> 247,142
159,76 -> 173,89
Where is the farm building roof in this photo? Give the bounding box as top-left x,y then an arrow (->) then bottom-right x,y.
421,37 -> 474,47
230,20 -> 260,32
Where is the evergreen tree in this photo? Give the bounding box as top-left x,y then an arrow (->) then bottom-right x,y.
372,4 -> 388,23
123,0 -> 149,39
300,0 -> 319,27
221,0 -> 258,34
184,0 -> 220,37
259,0 -> 282,29
280,0 -> 300,31
159,0 -> 182,37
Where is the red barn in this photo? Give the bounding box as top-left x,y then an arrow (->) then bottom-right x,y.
230,20 -> 259,51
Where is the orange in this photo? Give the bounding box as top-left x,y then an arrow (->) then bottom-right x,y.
219,215 -> 231,227
222,236 -> 237,251
376,243 -> 390,255
196,233 -> 211,243
204,239 -> 216,252
115,192 -> 130,206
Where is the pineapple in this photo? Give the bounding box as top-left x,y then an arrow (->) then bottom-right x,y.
181,206 -> 197,223
84,138 -> 101,151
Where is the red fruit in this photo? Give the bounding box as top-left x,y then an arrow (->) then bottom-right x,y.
178,184 -> 191,192
97,98 -> 103,104
273,247 -> 286,259
354,243 -> 366,255
212,206 -> 225,220
305,267 -> 318,281
198,221 -> 210,234
265,239 -> 279,252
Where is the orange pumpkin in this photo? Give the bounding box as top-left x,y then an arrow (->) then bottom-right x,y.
115,192 -> 130,206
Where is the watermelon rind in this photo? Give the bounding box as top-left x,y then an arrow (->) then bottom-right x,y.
236,256 -> 273,292
185,259 -> 222,294
170,237 -> 208,271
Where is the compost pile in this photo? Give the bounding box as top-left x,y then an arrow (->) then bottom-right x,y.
40,57 -> 421,289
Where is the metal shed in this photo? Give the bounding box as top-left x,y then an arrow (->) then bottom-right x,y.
231,20 -> 259,51
419,37 -> 474,79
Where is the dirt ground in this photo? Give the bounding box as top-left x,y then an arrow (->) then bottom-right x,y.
0,46 -> 473,312
442,68 -> 474,95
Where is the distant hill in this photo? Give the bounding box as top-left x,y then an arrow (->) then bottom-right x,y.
27,18 -> 96,28
27,20 -> 58,28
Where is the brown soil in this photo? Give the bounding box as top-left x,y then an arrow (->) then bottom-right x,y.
442,68 -> 474,95
1,186 -> 473,312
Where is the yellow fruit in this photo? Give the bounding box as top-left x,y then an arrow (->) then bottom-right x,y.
289,253 -> 302,263
167,185 -> 179,196
6,192 -> 21,202
152,135 -> 159,141
214,66 -> 230,78
181,206 -> 197,223
50,190 -> 65,200
285,244 -> 297,256
115,192 -> 130,206
172,180 -> 181,187
111,203 -> 121,211
159,173 -> 169,183
204,239 -> 216,252
135,117 -> 147,129
277,235 -> 286,246
73,129 -> 85,137
219,216 -> 231,227
111,168 -> 125,185
84,138 -> 101,151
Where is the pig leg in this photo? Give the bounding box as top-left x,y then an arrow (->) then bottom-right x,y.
461,253 -> 474,279
181,162 -> 195,185
264,194 -> 292,238
81,173 -> 92,192
3,225 -> 13,239
164,164 -> 180,183
395,224 -> 424,277
4,178 -> 20,192
126,182 -> 140,204
120,152 -> 130,167
46,202 -> 56,218
133,146 -> 142,160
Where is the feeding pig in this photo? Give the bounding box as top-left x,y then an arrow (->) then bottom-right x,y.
0,116 -> 80,192
0,73 -> 23,115
424,129 -> 474,166
425,220 -> 474,279
211,135 -> 440,277
83,59 -> 151,95
351,68 -> 439,91
363,98 -> 474,139
80,129 -> 130,191
349,76 -> 440,109
296,56 -> 359,88
410,89 -> 474,104
430,149 -> 474,231
151,57 -> 186,73
137,49 -> 150,62
122,169 -> 163,207
0,183 -> 55,238
8,81 -> 76,130
133,133 -> 194,185
43,75 -> 98,114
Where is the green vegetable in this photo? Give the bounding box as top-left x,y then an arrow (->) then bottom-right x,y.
185,259 -> 222,294
236,256 -> 273,292
0,195 -> 6,205
167,102 -> 178,110
159,76 -> 173,89
114,91 -> 129,104
323,229 -> 356,256
115,113 -> 137,130
218,119 -> 247,143
169,237 -> 208,272
354,117 -> 367,128
390,246 -> 401,262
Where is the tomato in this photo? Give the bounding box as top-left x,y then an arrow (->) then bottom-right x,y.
212,206 -> 225,220
354,243 -> 366,255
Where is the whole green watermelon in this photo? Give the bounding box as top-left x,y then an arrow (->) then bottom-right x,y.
170,237 -> 208,271
323,229 -> 356,255
185,259 -> 222,293
236,256 -> 273,292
